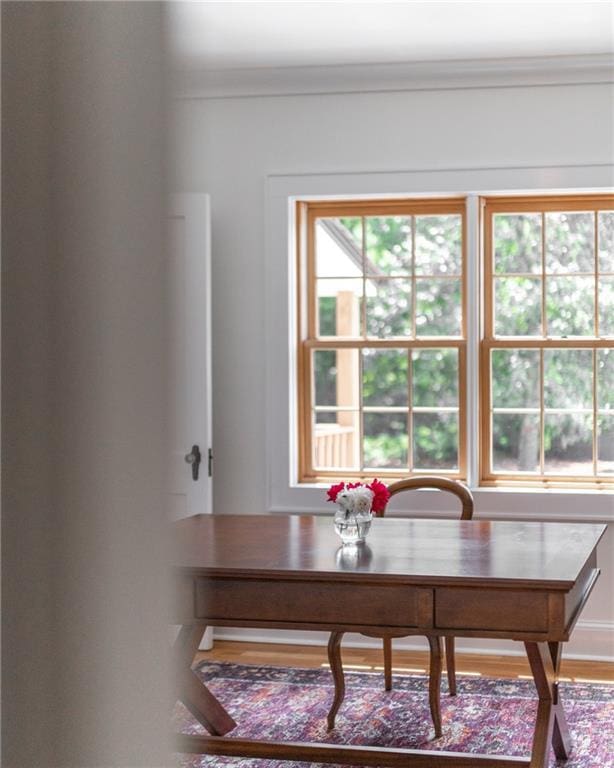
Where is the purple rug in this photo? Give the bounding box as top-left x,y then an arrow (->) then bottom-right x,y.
175,661 -> 614,767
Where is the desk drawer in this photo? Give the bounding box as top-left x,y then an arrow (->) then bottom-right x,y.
195,578 -> 422,628
435,587 -> 549,633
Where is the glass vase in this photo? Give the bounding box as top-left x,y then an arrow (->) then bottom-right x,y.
333,506 -> 372,545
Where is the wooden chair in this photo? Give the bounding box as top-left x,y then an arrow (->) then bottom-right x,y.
326,476 -> 474,738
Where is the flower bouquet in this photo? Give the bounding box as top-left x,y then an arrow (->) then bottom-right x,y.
326,479 -> 390,545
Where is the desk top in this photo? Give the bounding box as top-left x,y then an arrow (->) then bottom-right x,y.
174,514 -> 606,590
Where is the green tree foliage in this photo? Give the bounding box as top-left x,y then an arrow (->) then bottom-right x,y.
315,211 -> 612,472
361,216 -> 461,468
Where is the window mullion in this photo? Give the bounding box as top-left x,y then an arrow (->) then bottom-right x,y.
593,211 -> 599,477
358,348 -> 364,473
592,348 -> 598,477
539,348 -> 545,475
466,195 -> 480,488
411,215 -> 416,339
541,211 -> 546,337
359,217 -> 366,472
408,350 -> 414,473
594,210 -> 600,338
539,207 -> 545,474
409,215 -> 416,474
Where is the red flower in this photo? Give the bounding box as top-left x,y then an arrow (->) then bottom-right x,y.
326,482 -> 345,503
326,479 -> 390,516
367,478 -> 390,516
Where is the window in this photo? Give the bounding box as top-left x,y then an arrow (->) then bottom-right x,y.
297,194 -> 614,489
482,195 -> 614,487
297,198 -> 467,482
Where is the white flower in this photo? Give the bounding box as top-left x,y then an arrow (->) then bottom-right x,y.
351,488 -> 374,514
337,486 -> 374,515
336,491 -> 353,513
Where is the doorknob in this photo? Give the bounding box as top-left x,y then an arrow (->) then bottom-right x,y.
184,444 -> 202,481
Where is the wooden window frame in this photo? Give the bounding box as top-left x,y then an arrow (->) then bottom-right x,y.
297,198 -> 468,484
480,194 -> 614,489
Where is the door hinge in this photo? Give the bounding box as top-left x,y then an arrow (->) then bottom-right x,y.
208,448 -> 213,477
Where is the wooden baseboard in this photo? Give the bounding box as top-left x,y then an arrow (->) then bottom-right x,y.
211,622 -> 614,663
196,639 -> 614,683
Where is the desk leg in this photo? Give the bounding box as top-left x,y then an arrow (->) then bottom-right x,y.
548,642 -> 571,760
175,624 -> 236,736
326,631 -> 345,730
525,641 -> 571,768
427,636 -> 443,739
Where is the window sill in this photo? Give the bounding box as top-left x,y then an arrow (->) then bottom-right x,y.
279,482 -> 614,523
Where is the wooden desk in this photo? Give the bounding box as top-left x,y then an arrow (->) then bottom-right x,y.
173,514 -> 605,768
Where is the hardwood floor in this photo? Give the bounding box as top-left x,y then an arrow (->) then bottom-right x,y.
196,640 -> 614,684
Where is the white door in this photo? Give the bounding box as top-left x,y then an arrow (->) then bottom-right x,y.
169,195 -> 213,649
169,194 -> 213,520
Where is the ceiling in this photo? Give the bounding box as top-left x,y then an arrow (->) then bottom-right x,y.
170,1 -> 614,71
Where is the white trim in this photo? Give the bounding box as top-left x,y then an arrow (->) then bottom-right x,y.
169,194 -> 213,519
265,503 -> 614,524
212,620 -> 614,663
199,627 -> 213,651
267,164 -> 614,195
265,162 -> 614,521
174,54 -> 614,100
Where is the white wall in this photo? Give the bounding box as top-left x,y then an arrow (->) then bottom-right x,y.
172,78 -> 614,659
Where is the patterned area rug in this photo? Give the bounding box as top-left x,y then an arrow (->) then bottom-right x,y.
175,661 -> 614,767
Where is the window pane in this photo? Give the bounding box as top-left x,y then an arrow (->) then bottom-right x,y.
494,277 -> 541,336
491,349 -> 540,409
492,413 -> 540,473
363,412 -> 408,469
546,276 -> 594,336
314,350 -> 336,407
415,278 -> 461,336
494,213 -> 541,274
366,279 -> 411,338
597,349 -> 614,411
413,412 -> 458,470
362,348 -> 408,407
317,278 -> 362,337
544,349 -> 593,410
316,218 -> 362,277
314,411 -> 360,470
365,216 -> 411,275
598,415 -> 614,474
598,211 -> 614,273
544,413 -> 593,475
415,214 -> 462,275
599,277 -> 614,336
545,212 -> 594,273
314,349 -> 359,408
412,348 -> 458,407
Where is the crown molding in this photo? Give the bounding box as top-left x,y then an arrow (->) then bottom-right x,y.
173,53 -> 614,100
